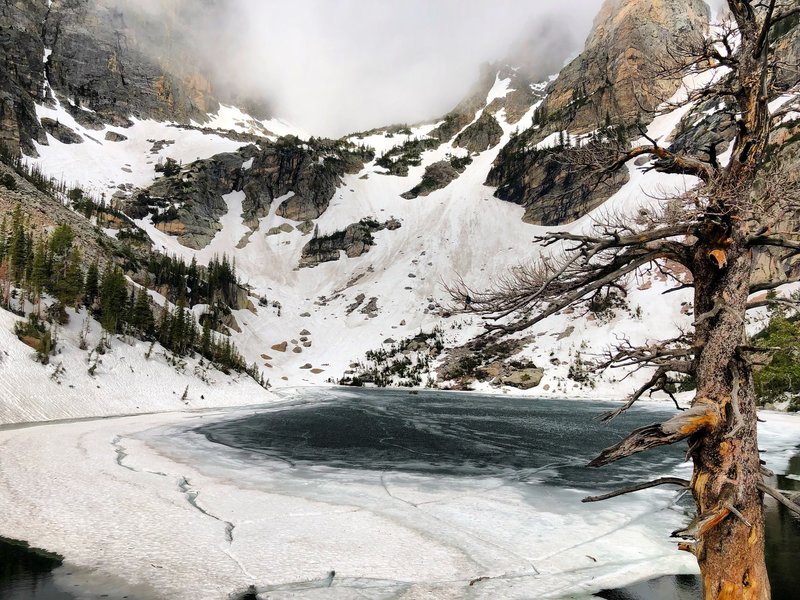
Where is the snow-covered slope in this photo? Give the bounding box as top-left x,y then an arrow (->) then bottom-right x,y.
0,307 -> 274,424
18,69 -> 714,401
18,13 -> 800,412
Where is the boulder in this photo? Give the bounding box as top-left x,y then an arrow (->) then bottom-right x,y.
501,368 -> 545,390
40,118 -> 83,144
104,131 -> 128,142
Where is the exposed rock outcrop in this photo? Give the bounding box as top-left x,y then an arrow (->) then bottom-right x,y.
299,218 -> 401,268
429,63 -> 498,143
486,0 -> 707,226
454,112 -> 503,153
539,0 -> 708,135
0,0 -> 277,156
501,368 -> 544,390
246,137 -> 373,223
487,137 -> 629,226
0,1 -> 49,155
127,148 -> 255,249
127,137 -> 373,249
40,118 -> 83,144
401,156 -> 471,199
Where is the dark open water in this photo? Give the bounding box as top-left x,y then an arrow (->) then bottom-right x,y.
2,389 -> 798,599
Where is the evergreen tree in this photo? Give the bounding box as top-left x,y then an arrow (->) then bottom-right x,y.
132,287 -> 155,336
170,297 -> 188,355
29,239 -> 48,303
157,305 -> 171,348
49,224 -> 74,258
56,248 -> 84,307
99,267 -> 127,332
84,261 -> 99,307
187,256 -> 199,306
200,317 -> 212,356
8,210 -> 27,282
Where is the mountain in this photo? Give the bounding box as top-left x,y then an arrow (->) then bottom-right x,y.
0,0 -> 799,421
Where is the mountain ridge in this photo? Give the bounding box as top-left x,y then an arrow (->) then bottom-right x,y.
0,0 -> 798,421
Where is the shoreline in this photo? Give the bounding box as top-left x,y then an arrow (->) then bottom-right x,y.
0,381 -> 733,428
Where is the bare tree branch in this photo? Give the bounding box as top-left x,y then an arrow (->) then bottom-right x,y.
589,401 -> 720,467
582,477 -> 690,503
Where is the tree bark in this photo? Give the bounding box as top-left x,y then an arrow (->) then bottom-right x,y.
691,232 -> 770,599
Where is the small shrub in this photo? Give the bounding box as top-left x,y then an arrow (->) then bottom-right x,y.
1,173 -> 17,190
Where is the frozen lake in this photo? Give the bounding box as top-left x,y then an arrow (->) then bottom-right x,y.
199,389 -> 687,485
0,388 -> 798,599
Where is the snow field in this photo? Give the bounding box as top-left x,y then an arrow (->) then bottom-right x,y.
0,307 -> 274,425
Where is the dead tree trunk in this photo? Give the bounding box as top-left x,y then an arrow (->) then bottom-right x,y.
449,2 -> 800,598
690,233 -> 769,599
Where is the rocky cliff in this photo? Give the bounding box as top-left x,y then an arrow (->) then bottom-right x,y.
299,218 -> 401,268
0,0 -> 269,156
485,0 -> 709,227
128,137 -> 374,249
0,0 -> 50,155
540,0 -> 708,135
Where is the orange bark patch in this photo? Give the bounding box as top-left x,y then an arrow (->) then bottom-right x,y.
709,249 -> 728,269
719,441 -> 732,457
748,525 -> 758,547
678,410 -> 719,435
693,471 -> 711,510
699,507 -> 731,536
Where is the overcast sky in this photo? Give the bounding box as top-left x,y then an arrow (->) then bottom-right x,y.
129,0 -> 606,136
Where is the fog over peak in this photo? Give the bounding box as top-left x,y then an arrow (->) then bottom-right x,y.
115,0 -> 604,136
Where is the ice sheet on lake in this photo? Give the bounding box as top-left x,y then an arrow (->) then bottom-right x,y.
0,394 -> 797,599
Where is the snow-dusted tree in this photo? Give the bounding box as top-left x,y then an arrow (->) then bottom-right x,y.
451,2 -> 800,598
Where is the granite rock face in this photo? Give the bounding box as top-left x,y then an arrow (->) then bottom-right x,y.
539,0 -> 708,135
247,138 -> 373,223
401,157 -> 471,200
0,0 -> 49,155
299,218 -> 401,268
127,137 -> 374,250
487,138 -> 630,226
454,112 -> 503,154
0,0 -> 270,155
40,117 -> 83,144
486,0 -> 707,226
42,0 -> 218,127
133,149 -> 254,249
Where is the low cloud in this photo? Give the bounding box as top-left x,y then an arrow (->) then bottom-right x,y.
117,0 -> 604,136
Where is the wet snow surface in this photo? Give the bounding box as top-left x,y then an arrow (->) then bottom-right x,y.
1,389 -> 798,599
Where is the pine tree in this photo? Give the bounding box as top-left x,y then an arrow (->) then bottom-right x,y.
157,306 -> 171,348
84,261 -> 99,307
171,297 -> 187,355
8,211 -> 27,283
187,256 -> 199,305
49,224 -> 74,258
201,317 -> 212,356
99,267 -> 127,332
131,287 -> 155,336
29,239 -> 48,302
57,247 -> 84,307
